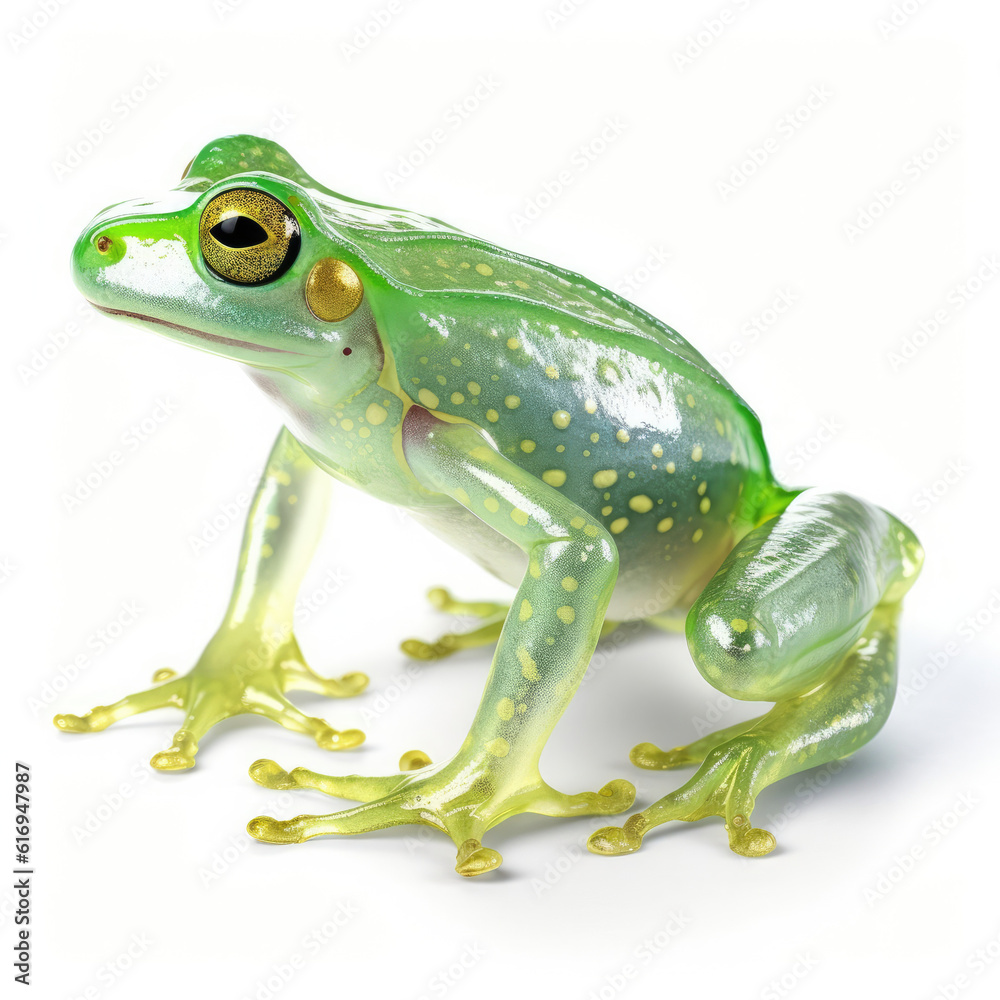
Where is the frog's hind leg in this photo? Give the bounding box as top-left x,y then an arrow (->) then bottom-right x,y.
400,587 -> 509,661
401,586 -> 617,661
590,489 -> 923,858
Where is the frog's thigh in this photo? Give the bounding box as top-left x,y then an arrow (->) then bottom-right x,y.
687,489 -> 921,702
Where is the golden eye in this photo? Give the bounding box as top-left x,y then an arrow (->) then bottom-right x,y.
198,188 -> 300,285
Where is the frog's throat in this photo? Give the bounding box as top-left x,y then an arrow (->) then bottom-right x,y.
88,302 -> 302,355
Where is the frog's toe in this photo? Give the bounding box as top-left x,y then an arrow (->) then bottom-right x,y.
629,741 -> 699,769
454,839 -> 503,877
248,758 -> 405,802
530,778 -> 636,818
53,679 -> 185,734
398,749 -> 432,770
727,816 -> 777,858
150,727 -> 201,771
401,587 -> 508,661
588,816 -> 647,856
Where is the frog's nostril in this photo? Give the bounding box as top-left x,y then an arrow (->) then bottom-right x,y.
95,235 -> 113,254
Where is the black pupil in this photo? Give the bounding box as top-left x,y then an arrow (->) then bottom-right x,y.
211,215 -> 268,248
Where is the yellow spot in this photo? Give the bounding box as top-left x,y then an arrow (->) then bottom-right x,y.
451,357 -> 462,366
691,445 -> 703,462
496,698 -> 515,721
657,517 -> 674,532
287,495 -> 298,504
519,600 -> 533,621
700,497 -> 711,514
686,393 -> 696,407
652,443 -> 663,458
507,337 -> 520,350
545,365 -> 559,379
486,737 -> 509,757
692,528 -> 704,542
585,398 -> 597,414
570,515 -> 586,529
486,409 -> 499,422
515,279 -> 529,288
451,392 -> 465,404
468,381 -> 481,395
697,480 -> 707,495
265,515 -> 280,530
583,524 -> 599,536
435,374 -> 447,386
469,446 -> 494,462
476,262 -> 494,276
556,444 -> 565,453
556,606 -> 576,624
454,488 -> 470,506
505,395 -> 521,409
436,258 -> 449,267
543,469 -> 567,487
715,418 -> 726,436
260,544 -> 274,558
730,618 -> 748,631
511,508 -> 529,526
552,410 -> 571,429
484,497 -> 499,513
518,646 -> 539,681
520,439 -> 536,453
666,461 -> 676,473
275,471 -> 291,486
561,576 -> 579,592
629,495 -> 653,513
366,402 -> 388,425
418,388 -> 440,409
616,429 -> 630,443
590,432 -> 599,443
593,469 -> 618,488
602,505 -> 613,516
610,517 -> 629,534
529,561 -> 541,579
359,427 -> 371,438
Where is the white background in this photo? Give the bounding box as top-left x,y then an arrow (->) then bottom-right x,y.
4,1 -> 998,998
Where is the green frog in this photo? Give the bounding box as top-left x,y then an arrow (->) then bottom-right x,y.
59,135 -> 923,876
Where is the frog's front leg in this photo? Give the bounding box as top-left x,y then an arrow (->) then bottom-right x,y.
54,427 -> 366,770
248,409 -> 635,875
589,490 -> 923,858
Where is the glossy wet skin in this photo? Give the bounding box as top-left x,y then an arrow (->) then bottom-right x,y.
62,136 -> 922,875
73,137 -> 783,619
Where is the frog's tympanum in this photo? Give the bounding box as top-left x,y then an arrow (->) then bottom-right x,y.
61,136 -> 923,876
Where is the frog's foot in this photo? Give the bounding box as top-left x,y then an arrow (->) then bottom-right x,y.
247,754 -> 635,876
400,587 -> 509,661
629,715 -> 766,770
54,630 -> 367,770
590,733 -> 778,858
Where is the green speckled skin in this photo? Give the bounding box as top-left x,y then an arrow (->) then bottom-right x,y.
61,136 -> 924,875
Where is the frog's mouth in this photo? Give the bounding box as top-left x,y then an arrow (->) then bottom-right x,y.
88,302 -> 299,355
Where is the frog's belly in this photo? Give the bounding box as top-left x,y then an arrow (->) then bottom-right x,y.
408,499 -> 734,621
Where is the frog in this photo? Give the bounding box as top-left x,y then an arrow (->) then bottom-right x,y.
60,135 -> 923,876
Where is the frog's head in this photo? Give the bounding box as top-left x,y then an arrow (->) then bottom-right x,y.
72,135 -> 383,398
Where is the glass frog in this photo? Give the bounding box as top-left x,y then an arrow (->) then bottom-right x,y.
60,135 -> 923,876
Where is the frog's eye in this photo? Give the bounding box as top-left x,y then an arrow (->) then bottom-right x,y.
198,188 -> 301,285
